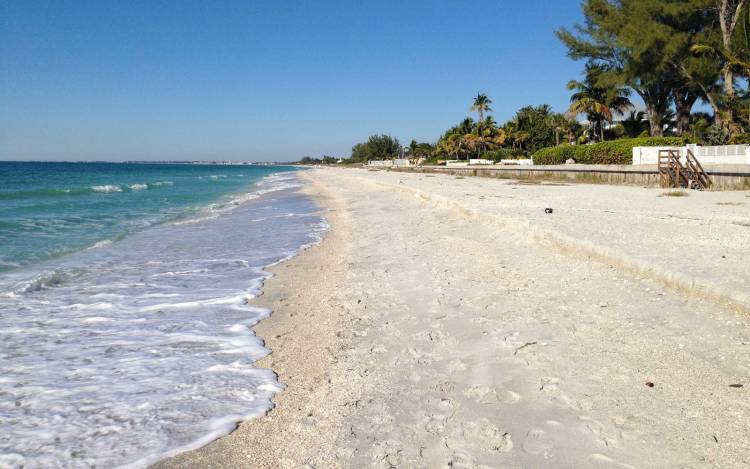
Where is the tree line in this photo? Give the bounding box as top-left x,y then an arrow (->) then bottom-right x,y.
303,0 -> 750,164
557,0 -> 750,142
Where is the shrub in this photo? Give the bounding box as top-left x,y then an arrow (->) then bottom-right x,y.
532,137 -> 686,165
659,190 -> 689,197
532,144 -> 579,165
728,133 -> 750,144
483,148 -> 525,161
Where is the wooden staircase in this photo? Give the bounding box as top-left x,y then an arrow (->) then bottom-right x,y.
657,149 -> 711,190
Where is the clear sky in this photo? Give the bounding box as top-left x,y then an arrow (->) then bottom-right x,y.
1,0 -> 587,161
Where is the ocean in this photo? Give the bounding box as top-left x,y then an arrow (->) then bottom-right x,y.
0,162 -> 327,468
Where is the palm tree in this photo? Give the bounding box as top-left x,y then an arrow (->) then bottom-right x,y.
479,116 -> 506,149
507,130 -> 529,152
487,132 -> 507,150
409,139 -> 418,156
462,133 -> 483,158
621,110 -> 648,138
691,7 -> 750,132
689,0 -> 748,127
546,113 -> 572,146
567,64 -> 633,142
480,116 -> 498,134
659,108 -> 677,136
471,93 -> 493,122
457,117 -> 476,135
471,93 -> 493,153
437,133 -> 466,161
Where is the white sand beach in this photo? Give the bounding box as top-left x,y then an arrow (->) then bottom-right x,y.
156,168 -> 750,468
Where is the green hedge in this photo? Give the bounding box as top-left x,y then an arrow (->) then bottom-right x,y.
532,137 -> 685,165
482,148 -> 526,161
728,133 -> 750,144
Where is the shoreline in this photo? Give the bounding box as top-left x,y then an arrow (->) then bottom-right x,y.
0,169 -> 326,468
0,168 -> 300,283
155,168 -> 750,468
153,171 -> 355,468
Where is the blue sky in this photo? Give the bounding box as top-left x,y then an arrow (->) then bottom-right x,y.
1,1 -> 587,161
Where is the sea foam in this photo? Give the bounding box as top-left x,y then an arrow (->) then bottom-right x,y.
0,171 -> 326,468
91,184 -> 123,193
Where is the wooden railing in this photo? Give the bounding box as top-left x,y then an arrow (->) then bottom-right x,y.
685,149 -> 711,189
658,149 -> 711,190
658,149 -> 684,188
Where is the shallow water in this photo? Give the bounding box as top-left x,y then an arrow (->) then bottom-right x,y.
0,162 -> 300,272
0,170 -> 327,468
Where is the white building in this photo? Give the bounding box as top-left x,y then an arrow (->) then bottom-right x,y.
632,144 -> 750,165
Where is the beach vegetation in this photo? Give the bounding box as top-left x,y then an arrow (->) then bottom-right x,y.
566,63 -> 633,142
621,111 -> 650,138
427,100 -> 580,162
353,1 -> 750,166
557,0 -> 750,140
297,155 -> 340,165
409,140 -> 435,158
533,137 -> 685,165
510,105 -> 557,154
349,134 -> 401,163
660,190 -> 690,197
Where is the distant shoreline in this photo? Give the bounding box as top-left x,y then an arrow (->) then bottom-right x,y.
0,160 -> 294,166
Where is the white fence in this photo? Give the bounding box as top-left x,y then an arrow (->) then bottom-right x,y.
368,159 -> 411,167
499,158 -> 533,166
446,159 -> 491,166
695,145 -> 749,164
632,144 -> 750,165
368,160 -> 392,167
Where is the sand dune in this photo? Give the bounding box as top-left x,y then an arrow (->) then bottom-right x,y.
156,168 -> 750,468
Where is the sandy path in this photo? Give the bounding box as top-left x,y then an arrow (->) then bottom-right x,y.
156,168 -> 750,468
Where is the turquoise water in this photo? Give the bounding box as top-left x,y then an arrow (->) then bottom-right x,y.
0,162 -> 296,271
0,162 -> 328,467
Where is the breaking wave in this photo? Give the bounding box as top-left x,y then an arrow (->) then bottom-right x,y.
0,169 -> 329,468
0,181 -> 176,200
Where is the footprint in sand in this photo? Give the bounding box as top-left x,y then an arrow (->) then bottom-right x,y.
461,419 -> 513,453
412,329 -> 459,348
464,385 -> 520,405
522,427 -> 554,455
464,385 -> 497,404
370,344 -> 387,354
424,414 -> 447,434
539,376 -> 560,393
405,347 -> 434,365
611,414 -> 643,442
437,397 -> 455,410
432,381 -> 456,394
579,415 -> 617,448
539,376 -> 576,410
447,450 -> 480,469
499,389 -> 521,404
588,453 -> 637,469
447,358 -> 467,372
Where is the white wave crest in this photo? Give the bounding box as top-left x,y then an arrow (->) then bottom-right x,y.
10,270 -> 68,295
148,181 -> 174,188
88,239 -> 113,250
91,185 -> 123,193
